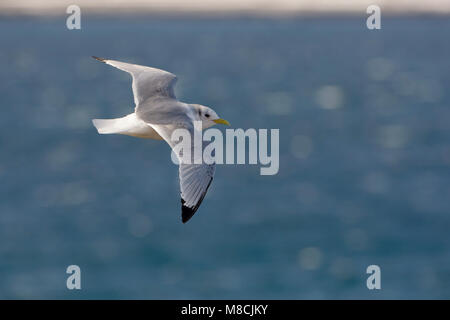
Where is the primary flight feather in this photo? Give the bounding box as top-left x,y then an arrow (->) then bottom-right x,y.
91,56 -> 230,223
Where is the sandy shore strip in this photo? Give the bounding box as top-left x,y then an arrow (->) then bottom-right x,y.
1,0 -> 450,16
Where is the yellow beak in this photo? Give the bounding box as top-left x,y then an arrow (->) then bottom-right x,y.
213,118 -> 231,126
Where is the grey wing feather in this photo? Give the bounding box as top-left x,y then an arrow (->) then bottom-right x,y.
92,56 -> 177,107
150,123 -> 216,223
179,163 -> 215,223
136,97 -> 190,125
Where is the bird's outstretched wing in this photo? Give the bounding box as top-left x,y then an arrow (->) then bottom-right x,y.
92,56 -> 178,107
150,123 -> 216,223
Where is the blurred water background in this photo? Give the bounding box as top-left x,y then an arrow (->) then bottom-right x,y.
0,16 -> 449,299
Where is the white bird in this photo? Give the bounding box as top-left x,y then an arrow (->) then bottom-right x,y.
91,56 -> 230,223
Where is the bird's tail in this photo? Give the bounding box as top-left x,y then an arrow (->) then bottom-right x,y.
92,118 -> 125,134
92,113 -> 162,139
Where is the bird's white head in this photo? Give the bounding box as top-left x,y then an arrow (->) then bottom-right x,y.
190,104 -> 230,129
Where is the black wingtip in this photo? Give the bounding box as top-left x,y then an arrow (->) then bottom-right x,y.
181,199 -> 197,224
180,178 -> 213,224
92,56 -> 106,62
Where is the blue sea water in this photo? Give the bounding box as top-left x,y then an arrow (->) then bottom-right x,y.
0,16 -> 449,299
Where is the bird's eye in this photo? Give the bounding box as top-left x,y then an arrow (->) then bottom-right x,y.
205,114 -> 210,118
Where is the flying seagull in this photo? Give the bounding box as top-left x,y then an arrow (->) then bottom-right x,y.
91,57 -> 230,223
